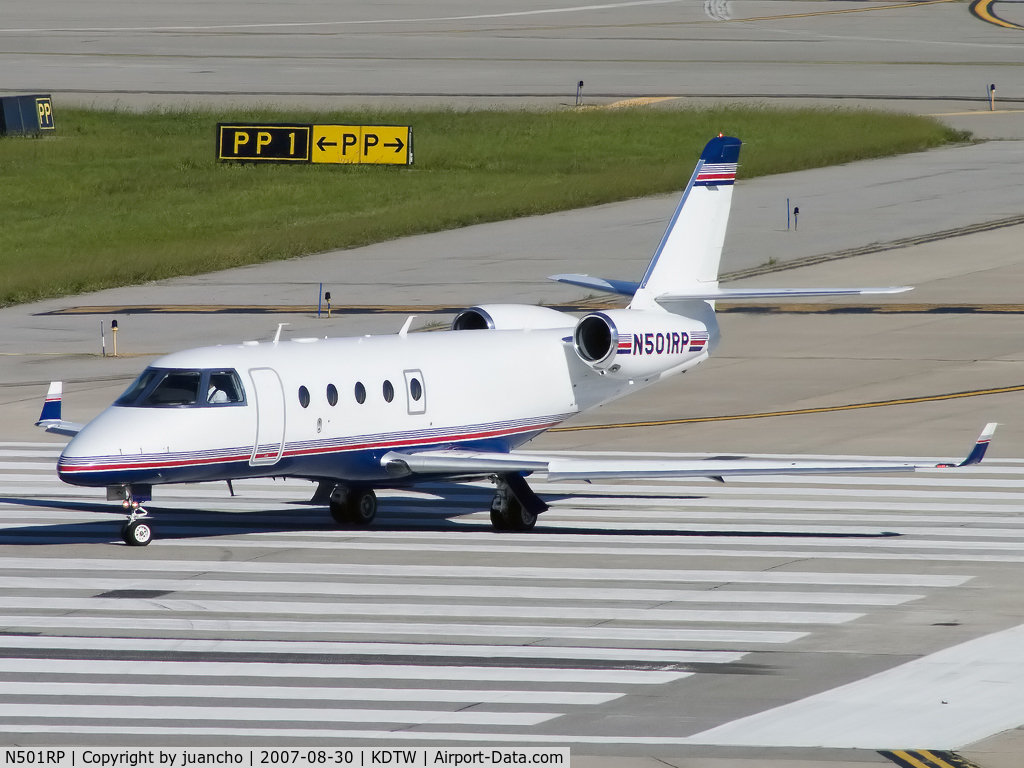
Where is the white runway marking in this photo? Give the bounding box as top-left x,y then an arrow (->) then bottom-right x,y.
686,622 -> 1024,750
0,703 -> 560,727
0,636 -> 745,664
0,681 -> 623,705
0,596 -> 861,625
0,658 -> 690,685
0,557 -> 970,586
1,576 -> 922,606
0,615 -> 808,644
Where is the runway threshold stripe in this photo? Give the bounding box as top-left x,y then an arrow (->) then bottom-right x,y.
0,616 -> 808,643
551,383 -> 1024,432
0,658 -> 692,684
0,681 -> 622,705
0,702 -> 559,726
0,558 -> 968,586
0,577 -> 921,606
0,596 -> 860,625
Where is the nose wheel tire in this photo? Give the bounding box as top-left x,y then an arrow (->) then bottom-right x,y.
330,488 -> 378,526
121,519 -> 153,546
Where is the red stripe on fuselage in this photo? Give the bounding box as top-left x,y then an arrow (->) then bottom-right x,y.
57,419 -> 565,474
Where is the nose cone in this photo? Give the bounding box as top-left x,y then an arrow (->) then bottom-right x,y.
57,409 -> 127,487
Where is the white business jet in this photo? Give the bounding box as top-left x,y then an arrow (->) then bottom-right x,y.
36,135 -> 996,545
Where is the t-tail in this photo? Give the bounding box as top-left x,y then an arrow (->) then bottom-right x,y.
628,134 -> 741,311
549,134 -> 912,315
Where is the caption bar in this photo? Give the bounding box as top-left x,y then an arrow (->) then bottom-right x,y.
2,750 -> 569,768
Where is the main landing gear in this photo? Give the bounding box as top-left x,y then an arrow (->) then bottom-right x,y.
490,474 -> 548,532
329,487 -> 378,526
119,492 -> 153,546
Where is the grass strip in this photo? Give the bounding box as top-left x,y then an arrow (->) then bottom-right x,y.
0,106 -> 968,307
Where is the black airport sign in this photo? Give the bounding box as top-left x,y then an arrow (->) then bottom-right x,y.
217,124 -> 312,163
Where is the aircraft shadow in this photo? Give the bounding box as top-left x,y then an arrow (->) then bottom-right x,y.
0,490 -> 900,545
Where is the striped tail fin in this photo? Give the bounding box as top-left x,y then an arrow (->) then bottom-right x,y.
629,135 -> 741,310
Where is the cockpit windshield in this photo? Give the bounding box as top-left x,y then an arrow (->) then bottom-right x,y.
115,368 -> 246,408
145,371 -> 201,406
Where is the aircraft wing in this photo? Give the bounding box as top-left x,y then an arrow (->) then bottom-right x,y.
381,423 -> 997,481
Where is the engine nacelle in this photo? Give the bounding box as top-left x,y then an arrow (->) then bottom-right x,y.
452,304 -> 577,332
573,309 -> 711,377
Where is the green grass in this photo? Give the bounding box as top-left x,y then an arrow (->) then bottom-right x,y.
0,106 -> 969,307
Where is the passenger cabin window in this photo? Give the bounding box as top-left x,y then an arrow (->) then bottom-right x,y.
354,382 -> 366,404
298,386 -> 310,408
383,380 -> 394,403
115,367 -> 246,408
327,384 -> 339,406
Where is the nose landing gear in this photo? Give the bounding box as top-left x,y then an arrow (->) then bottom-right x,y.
119,492 -> 153,546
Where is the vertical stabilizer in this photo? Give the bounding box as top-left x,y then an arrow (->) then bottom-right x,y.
630,135 -> 741,310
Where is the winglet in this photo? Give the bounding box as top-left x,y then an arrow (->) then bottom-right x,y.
956,422 -> 998,467
35,381 -> 85,437
38,381 -> 62,423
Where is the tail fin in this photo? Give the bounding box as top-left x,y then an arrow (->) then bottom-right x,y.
629,135 -> 741,310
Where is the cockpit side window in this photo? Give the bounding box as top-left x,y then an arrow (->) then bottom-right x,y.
207,370 -> 244,405
116,368 -> 246,408
142,371 -> 202,407
115,369 -> 161,406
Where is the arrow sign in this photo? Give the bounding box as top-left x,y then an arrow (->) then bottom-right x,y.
311,125 -> 412,165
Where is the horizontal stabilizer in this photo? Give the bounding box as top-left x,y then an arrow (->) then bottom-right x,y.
548,274 -> 640,297
656,286 -> 913,303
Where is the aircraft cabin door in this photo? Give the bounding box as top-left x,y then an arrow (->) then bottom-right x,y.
404,369 -> 426,415
249,367 -> 286,466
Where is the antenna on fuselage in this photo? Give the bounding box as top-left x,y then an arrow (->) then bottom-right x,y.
274,323 -> 289,344
398,316 -> 416,338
